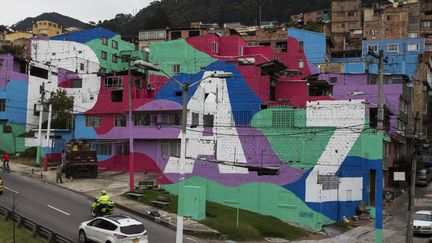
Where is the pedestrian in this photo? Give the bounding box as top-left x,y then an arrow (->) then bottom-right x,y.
56,162 -> 63,184
2,152 -> 10,173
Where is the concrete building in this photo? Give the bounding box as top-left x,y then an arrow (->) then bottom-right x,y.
288,28 -> 330,64
331,0 -> 363,53
32,20 -> 63,37
4,32 -> 33,42
72,34 -> 383,231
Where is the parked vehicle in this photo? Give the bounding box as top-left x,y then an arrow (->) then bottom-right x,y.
413,210 -> 432,235
78,214 -> 148,243
91,199 -> 115,217
415,168 -> 432,186
64,139 -> 98,179
0,176 -> 3,194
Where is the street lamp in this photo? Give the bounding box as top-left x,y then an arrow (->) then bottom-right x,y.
135,60 -> 233,243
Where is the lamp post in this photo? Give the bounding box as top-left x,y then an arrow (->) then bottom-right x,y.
134,60 -> 232,243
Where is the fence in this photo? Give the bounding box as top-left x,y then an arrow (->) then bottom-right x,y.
0,205 -> 73,243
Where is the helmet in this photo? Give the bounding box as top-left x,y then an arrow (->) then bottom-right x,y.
101,190 -> 107,195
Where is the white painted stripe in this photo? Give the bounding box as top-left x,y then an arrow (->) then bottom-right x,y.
186,237 -> 198,242
4,187 -> 19,194
47,205 -> 70,216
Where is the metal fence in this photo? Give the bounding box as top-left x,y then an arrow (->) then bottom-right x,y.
0,205 -> 73,243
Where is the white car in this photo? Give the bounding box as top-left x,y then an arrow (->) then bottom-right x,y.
79,214 -> 148,243
413,210 -> 432,235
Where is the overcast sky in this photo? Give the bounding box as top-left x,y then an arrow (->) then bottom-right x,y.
2,0 -> 153,26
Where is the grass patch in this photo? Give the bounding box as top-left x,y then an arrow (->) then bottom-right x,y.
125,189 -> 309,242
0,219 -> 47,243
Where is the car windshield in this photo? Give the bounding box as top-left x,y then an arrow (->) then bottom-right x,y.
417,171 -> 426,176
120,224 -> 145,234
414,214 -> 432,221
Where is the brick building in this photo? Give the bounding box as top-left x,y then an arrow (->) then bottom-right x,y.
331,0 -> 363,53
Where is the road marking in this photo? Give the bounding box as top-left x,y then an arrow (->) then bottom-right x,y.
4,187 -> 19,194
47,205 -> 70,216
186,237 -> 198,242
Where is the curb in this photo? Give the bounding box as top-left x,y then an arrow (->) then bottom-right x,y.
14,168 -> 222,239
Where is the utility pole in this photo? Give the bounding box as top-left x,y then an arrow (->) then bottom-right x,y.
377,49 -> 385,132
128,56 -> 135,192
36,83 -> 45,167
44,101 -> 52,172
406,112 -> 420,243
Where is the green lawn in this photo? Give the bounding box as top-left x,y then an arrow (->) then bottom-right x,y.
126,189 -> 309,241
0,219 -> 47,243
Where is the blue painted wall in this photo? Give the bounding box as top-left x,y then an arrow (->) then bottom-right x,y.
288,28 -> 327,64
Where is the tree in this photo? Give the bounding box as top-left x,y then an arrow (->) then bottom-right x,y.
45,89 -> 74,129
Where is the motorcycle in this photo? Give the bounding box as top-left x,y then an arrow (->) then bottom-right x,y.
91,199 -> 115,217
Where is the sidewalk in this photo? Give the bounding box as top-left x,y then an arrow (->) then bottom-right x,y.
9,162 -> 220,238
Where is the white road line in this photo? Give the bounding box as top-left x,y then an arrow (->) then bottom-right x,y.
47,205 -> 70,216
4,187 -> 19,194
186,237 -> 198,242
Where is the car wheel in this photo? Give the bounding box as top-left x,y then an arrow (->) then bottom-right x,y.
79,230 -> 87,243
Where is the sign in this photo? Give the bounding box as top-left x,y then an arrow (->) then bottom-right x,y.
394,172 -> 406,181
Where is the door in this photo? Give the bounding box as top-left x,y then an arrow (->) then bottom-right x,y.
369,170 -> 376,206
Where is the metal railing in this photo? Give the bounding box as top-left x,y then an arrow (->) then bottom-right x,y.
0,205 -> 73,243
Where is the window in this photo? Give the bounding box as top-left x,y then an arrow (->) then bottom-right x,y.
368,44 -> 378,52
170,31 -> 181,40
337,12 -> 345,17
203,114 -> 214,127
213,42 -> 219,53
0,99 -> 5,112
160,140 -> 181,157
387,15 -> 393,21
116,143 -> 129,155
71,79 -> 82,88
298,58 -> 304,69
192,112 -> 199,127
111,90 -> 123,102
161,113 -> 181,125
112,40 -> 118,49
139,30 -> 166,40
102,37 -> 108,45
112,54 -> 118,63
387,44 -> 398,52
80,63 -> 85,71
298,41 -> 304,52
30,66 -> 49,79
188,30 -> 200,37
101,51 -> 107,60
172,64 -> 180,74
369,29 -> 378,36
85,116 -> 101,127
408,43 -> 419,52
135,79 -> 143,89
409,32 -> 418,38
409,16 -> 419,24
121,55 -> 129,63
95,144 -> 112,156
104,77 -> 123,87
114,115 -> 126,127
423,21 -> 432,28
134,113 -> 156,126
329,77 -> 338,84
239,45 -> 244,56
348,11 -> 356,17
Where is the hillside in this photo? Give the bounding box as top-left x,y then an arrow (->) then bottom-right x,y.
99,0 -> 331,36
12,12 -> 88,31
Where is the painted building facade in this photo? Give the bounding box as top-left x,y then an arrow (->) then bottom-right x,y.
72,34 -> 384,232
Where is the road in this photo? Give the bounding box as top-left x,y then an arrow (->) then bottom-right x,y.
0,172 -> 205,243
383,181 -> 432,243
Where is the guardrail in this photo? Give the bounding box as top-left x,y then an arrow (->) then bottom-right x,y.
0,205 -> 73,243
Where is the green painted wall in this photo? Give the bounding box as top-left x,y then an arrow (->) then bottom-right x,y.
163,176 -> 334,231
86,35 -> 145,73
149,39 -> 216,77
251,108 -> 335,170
0,122 -> 26,153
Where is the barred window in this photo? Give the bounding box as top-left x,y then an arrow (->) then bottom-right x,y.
272,110 -> 295,127
104,77 -> 123,88
134,113 -> 151,126
116,143 -> 129,155
160,140 -> 181,158
95,143 -> 111,155
114,115 -> 127,127
85,116 -> 101,127
0,99 -> 6,112
161,113 -> 181,125
192,112 -> 199,127
203,114 -> 214,127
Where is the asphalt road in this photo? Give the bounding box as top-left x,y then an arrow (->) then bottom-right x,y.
0,172 -> 206,243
